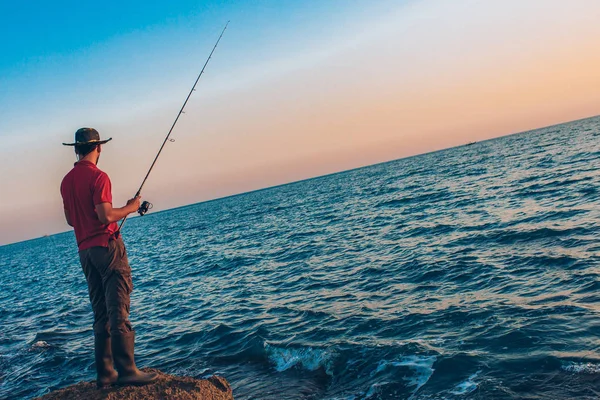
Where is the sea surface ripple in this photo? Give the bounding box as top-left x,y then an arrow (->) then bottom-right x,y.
1,116 -> 600,399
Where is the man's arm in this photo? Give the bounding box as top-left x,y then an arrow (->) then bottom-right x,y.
95,196 -> 141,224
64,209 -> 73,227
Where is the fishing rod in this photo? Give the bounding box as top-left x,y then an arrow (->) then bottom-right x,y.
118,21 -> 229,232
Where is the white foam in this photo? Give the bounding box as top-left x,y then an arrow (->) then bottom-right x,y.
265,343 -> 333,376
450,371 -> 480,395
562,362 -> 600,374
31,341 -> 50,349
400,338 -> 446,346
365,381 -> 388,399
324,396 -> 357,400
372,355 -> 436,399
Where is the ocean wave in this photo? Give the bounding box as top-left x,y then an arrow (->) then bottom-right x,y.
264,343 -> 334,376
562,362 -> 600,374
450,371 -> 480,395
373,355 -> 436,399
364,381 -> 390,399
450,226 -> 590,247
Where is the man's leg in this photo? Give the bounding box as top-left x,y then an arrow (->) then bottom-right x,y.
89,238 -> 157,386
79,249 -> 118,388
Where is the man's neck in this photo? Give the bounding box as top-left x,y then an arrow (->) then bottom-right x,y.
79,153 -> 99,165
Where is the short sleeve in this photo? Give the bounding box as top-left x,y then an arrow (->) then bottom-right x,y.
93,172 -> 113,205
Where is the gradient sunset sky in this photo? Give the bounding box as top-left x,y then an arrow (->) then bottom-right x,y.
1,0 -> 599,245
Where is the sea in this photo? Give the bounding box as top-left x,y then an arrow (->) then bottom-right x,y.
1,116 -> 600,399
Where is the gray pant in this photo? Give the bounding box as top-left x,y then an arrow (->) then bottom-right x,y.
79,237 -> 134,336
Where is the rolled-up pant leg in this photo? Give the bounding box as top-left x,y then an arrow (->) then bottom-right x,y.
80,238 -> 134,336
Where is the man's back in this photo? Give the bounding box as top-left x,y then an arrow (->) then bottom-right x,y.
60,160 -> 118,250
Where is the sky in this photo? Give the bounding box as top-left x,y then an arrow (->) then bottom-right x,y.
1,0 -> 600,245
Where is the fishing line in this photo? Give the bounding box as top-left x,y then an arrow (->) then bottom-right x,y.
118,21 -> 229,232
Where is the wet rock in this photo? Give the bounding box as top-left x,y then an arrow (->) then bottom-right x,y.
35,369 -> 233,400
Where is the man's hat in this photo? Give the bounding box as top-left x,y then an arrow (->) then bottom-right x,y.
62,128 -> 112,146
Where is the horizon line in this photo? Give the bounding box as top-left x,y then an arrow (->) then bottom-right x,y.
2,112 -> 598,248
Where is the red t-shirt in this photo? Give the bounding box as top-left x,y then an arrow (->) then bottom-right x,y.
60,160 -> 119,250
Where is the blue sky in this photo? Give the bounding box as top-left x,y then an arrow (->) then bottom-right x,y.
0,0 -> 374,130
0,1 -> 392,137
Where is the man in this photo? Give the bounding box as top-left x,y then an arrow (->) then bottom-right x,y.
60,127 -> 157,388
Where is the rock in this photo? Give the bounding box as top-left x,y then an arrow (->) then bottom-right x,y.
35,368 -> 234,400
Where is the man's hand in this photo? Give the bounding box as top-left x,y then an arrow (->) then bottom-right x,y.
126,196 -> 141,213
96,196 -> 142,224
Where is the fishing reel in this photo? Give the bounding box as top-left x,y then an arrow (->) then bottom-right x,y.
138,200 -> 153,216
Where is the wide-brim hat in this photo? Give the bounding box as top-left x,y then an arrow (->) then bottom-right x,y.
63,127 -> 112,146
